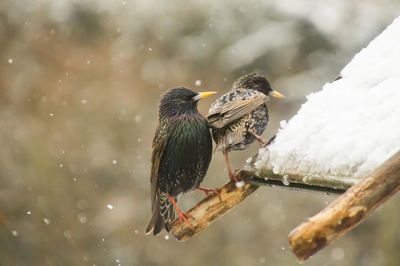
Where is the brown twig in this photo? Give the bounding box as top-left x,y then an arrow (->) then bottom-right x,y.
288,151 -> 400,261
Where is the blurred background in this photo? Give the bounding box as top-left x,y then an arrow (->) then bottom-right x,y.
1,0 -> 399,265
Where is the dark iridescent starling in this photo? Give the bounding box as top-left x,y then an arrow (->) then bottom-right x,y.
145,87 -> 217,235
206,73 -> 285,181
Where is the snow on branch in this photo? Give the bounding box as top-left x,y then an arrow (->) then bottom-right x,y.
250,16 -> 400,261
170,169 -> 349,241
254,16 -> 400,180
172,16 -> 400,258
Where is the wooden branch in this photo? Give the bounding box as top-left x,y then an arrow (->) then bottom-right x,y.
288,151 -> 400,261
247,147 -> 358,191
169,169 -> 352,241
249,176 -> 347,195
170,171 -> 258,241
256,169 -> 358,191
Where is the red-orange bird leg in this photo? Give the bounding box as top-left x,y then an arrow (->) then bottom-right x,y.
167,195 -> 193,227
250,131 -> 269,146
223,151 -> 239,182
197,186 -> 222,202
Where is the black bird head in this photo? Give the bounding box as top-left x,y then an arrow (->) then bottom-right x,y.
160,87 -> 217,118
234,72 -> 285,99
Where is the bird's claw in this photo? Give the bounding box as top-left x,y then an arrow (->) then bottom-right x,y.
257,138 -> 269,147
229,169 -> 241,183
198,187 -> 222,202
177,209 -> 194,228
259,135 -> 276,147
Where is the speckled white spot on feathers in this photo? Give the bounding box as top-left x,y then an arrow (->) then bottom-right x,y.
255,16 -> 400,180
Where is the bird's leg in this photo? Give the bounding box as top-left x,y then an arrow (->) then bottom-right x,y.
197,186 -> 222,202
223,151 -> 239,182
249,131 -> 269,146
265,135 -> 276,146
167,195 -> 193,227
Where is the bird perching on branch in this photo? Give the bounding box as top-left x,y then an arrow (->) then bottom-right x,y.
207,73 -> 285,182
145,88 -> 217,235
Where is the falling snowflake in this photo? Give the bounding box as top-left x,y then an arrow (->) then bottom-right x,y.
195,80 -> 202,86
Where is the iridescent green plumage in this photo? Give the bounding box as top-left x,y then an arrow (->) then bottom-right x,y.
146,87 -> 214,235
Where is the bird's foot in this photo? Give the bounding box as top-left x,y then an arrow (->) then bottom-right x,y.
228,169 -> 241,183
265,135 -> 276,146
198,186 -> 222,202
257,138 -> 269,147
256,135 -> 278,147
250,132 -> 271,147
176,209 -> 194,228
167,195 -> 194,228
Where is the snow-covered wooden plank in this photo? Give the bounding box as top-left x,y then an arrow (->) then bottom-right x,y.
251,169 -> 352,192
171,16 -> 400,248
253,16 -> 400,181
249,16 -> 400,261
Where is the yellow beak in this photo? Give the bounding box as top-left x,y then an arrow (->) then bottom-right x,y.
193,91 -> 217,101
270,90 -> 286,99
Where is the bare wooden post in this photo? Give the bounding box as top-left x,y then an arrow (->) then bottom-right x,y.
288,151 -> 400,261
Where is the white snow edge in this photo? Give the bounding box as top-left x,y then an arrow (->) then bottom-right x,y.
254,16 -> 400,180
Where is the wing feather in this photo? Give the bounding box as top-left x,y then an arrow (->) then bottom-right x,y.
207,92 -> 268,128
150,124 -> 167,211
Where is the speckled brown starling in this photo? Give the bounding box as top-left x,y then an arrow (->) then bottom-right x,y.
145,87 -> 217,235
206,73 -> 285,181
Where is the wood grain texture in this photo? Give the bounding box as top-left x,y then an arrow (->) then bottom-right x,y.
169,169 -> 349,241
288,151 -> 400,261
170,171 -> 258,241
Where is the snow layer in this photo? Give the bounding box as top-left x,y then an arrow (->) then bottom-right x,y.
255,16 -> 400,180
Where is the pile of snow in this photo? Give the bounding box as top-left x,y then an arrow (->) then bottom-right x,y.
255,16 -> 400,180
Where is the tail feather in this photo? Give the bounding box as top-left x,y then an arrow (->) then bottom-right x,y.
145,207 -> 163,235
145,193 -> 175,235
